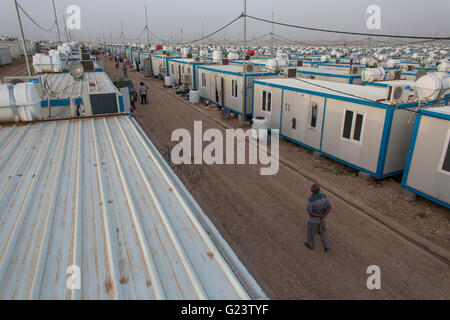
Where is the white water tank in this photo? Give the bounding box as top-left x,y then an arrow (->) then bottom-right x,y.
182,47 -> 191,58
266,58 -> 288,72
13,83 -> 42,121
251,115 -> 268,140
414,72 -> 450,100
0,84 -> 18,122
189,90 -> 200,104
438,60 -> 450,72
227,52 -> 239,60
49,50 -> 62,72
164,76 -> 174,87
212,50 -> 223,62
320,55 -> 329,63
362,67 -> 386,82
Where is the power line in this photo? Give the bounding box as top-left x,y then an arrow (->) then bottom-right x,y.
17,2 -> 56,32
246,14 -> 450,40
147,14 -> 243,45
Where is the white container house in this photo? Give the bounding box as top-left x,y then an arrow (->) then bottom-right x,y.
197,65 -> 277,116
402,107 -> 450,208
151,54 -> 179,77
252,78 -> 446,178
167,58 -> 214,90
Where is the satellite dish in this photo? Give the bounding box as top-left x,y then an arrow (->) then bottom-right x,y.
70,62 -> 84,80
415,69 -> 427,81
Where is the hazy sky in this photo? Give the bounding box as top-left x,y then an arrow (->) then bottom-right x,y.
1,0 -> 449,43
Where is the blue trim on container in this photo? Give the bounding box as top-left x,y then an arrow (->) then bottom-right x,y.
40,97 -> 82,107
401,184 -> 450,209
244,74 -> 247,115
253,79 -> 389,109
296,69 -> 361,80
279,89 -> 284,134
401,113 -> 422,185
278,132 -> 379,177
319,97 -> 327,150
420,109 -> 450,120
376,108 -> 394,177
251,79 -> 255,117
119,95 -> 124,112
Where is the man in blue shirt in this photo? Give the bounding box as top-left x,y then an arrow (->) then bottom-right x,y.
305,184 -> 332,252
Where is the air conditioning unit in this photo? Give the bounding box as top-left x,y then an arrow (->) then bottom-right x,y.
245,64 -> 253,72
181,74 -> 192,84
186,53 -> 192,59
386,84 -> 410,103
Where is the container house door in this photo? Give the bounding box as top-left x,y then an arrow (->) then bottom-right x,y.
281,91 -> 309,143
215,75 -> 224,105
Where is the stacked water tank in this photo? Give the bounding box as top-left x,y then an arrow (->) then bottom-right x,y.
0,82 -> 42,122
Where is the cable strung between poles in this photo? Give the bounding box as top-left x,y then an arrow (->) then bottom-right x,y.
17,2 -> 56,32
246,14 -> 450,40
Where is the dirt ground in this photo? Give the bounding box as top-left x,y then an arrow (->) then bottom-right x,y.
5,56 -> 448,299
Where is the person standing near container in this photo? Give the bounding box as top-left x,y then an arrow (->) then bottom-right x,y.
122,63 -> 128,79
304,184 -> 332,252
139,81 -> 148,105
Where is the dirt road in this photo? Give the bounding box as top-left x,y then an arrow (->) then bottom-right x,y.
102,55 -> 450,299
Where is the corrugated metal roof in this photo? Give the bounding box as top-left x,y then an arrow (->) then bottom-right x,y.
0,115 -> 265,300
40,72 -> 119,100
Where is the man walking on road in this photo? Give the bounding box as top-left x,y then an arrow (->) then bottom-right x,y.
305,184 -> 331,252
139,82 -> 148,105
122,63 -> 128,79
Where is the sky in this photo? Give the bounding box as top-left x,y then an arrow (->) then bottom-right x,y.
0,0 -> 449,43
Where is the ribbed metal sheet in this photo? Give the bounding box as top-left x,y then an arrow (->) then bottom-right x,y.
40,72 -> 119,100
0,115 -> 265,300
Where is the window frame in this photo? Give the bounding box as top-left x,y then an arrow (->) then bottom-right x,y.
340,108 -> 366,145
231,79 -> 238,98
201,72 -> 207,88
437,129 -> 450,176
308,101 -> 319,130
261,90 -> 272,113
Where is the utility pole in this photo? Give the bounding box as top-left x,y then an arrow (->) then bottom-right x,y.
270,11 -> 274,58
145,4 -> 150,49
120,18 -> 125,45
13,0 -> 31,76
62,14 -> 69,41
241,0 -> 247,122
51,0 -> 62,45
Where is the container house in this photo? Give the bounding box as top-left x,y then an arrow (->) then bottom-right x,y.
402,107 -> 450,208
252,78 -> 446,178
197,64 -> 278,116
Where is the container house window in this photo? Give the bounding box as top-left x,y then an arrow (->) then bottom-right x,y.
438,130 -> 450,174
309,102 -> 318,128
342,109 -> 365,143
261,90 -> 271,112
201,73 -> 206,87
187,67 -> 191,74
171,64 -> 174,75
232,79 -> 238,98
